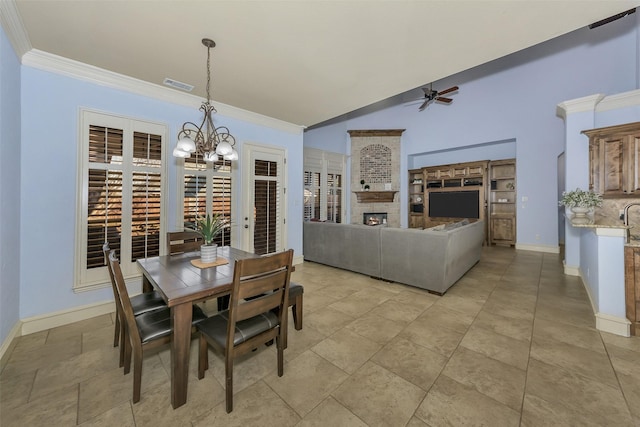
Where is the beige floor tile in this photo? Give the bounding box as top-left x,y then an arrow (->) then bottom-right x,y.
529,333 -> 618,388
415,375 -> 520,427
434,293 -> 484,317
389,289 -> 439,311
304,292 -> 341,314
532,317 -> 606,354
481,297 -> 535,322
264,350 -> 348,417
367,299 -> 426,324
604,344 -> 640,420
332,361 -> 425,427
191,381 -> 300,426
305,307 -> 355,337
460,324 -> 531,370
284,324 -> 326,362
472,310 -> 533,342
523,358 -> 634,426
31,346 -> 121,400
400,317 -> 465,358
77,354 -> 169,423
81,324 -> 120,354
417,304 -> 476,334
2,337 -> 82,378
371,337 -> 448,391
328,291 -> 388,318
46,314 -> 114,344
312,328 -> 382,374
78,401 -> 135,427
345,312 -> 405,344
601,331 -> 640,353
0,384 -> 79,427
0,369 -> 35,412
442,346 -> 526,411
297,397 -> 368,427
406,417 -> 430,427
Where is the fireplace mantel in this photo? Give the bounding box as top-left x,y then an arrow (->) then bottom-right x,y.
354,191 -> 397,203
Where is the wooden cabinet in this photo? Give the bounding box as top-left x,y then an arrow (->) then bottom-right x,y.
489,159 -> 516,245
624,246 -> 640,336
408,169 -> 424,228
584,122 -> 640,196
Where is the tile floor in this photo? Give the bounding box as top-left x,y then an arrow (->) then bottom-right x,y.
1,246 -> 639,426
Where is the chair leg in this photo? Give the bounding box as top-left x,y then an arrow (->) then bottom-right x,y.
277,333 -> 284,377
118,323 -> 126,368
132,350 -> 142,403
198,334 -> 208,379
123,332 -> 132,375
292,294 -> 303,330
113,312 -> 120,347
225,357 -> 234,413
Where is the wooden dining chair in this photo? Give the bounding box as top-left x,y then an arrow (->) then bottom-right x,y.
196,249 -> 294,413
102,242 -> 166,368
166,230 -> 203,255
107,250 -> 208,403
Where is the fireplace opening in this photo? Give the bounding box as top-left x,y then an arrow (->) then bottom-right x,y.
363,212 -> 387,226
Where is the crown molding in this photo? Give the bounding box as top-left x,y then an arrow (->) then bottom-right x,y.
347,129 -> 406,137
556,94 -> 605,119
0,0 -> 32,57
21,49 -> 304,135
596,89 -> 640,112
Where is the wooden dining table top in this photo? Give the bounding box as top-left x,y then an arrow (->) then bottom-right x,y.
137,246 -> 260,306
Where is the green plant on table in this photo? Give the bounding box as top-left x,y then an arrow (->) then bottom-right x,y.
558,188 -> 603,209
192,213 -> 229,245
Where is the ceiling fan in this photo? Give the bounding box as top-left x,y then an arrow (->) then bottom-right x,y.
418,84 -> 459,111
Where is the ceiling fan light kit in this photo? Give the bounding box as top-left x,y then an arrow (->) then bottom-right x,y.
172,38 -> 238,162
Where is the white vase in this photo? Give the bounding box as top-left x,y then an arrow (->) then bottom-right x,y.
570,206 -> 591,217
200,244 -> 218,263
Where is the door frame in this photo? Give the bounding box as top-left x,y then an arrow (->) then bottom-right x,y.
241,142 -> 288,253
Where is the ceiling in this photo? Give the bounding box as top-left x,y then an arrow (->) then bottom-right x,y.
11,1 -> 640,128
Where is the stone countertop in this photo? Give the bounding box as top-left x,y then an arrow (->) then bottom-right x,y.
566,214 -> 640,246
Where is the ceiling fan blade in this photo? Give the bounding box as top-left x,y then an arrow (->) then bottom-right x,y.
435,97 -> 453,103
418,100 -> 430,111
437,86 -> 459,96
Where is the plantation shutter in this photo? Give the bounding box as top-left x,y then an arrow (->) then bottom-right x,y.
254,159 -> 279,255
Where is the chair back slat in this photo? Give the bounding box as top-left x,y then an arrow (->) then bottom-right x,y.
236,291 -> 283,322
237,270 -> 288,300
167,231 -> 202,255
108,250 -> 143,345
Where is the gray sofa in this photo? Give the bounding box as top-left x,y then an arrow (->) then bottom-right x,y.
303,220 -> 484,294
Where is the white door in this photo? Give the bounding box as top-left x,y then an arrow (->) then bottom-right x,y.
242,144 -> 286,255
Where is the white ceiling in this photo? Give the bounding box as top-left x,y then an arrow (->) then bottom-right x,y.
11,0 -> 640,128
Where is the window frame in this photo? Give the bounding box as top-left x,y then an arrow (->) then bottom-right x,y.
303,148 -> 346,222
174,154 -> 234,251
75,109 -> 168,291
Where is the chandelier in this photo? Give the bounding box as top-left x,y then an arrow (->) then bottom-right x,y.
172,38 -> 238,162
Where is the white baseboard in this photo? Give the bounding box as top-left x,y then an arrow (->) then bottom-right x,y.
0,321 -> 22,367
293,254 -> 304,265
21,300 -> 115,336
564,263 -> 580,276
515,243 -> 560,254
595,312 -> 631,337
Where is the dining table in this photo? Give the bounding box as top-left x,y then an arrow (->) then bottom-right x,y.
137,246 -> 260,409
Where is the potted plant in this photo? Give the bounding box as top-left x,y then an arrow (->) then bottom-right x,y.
559,188 -> 603,217
364,184 -> 370,191
360,179 -> 365,190
192,213 -> 229,263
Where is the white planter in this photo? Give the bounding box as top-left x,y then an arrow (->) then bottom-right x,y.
570,206 -> 591,217
200,244 -> 218,263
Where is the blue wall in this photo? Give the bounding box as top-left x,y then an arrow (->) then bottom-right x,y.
304,16 -> 639,250
0,27 -> 22,349
17,66 -> 303,319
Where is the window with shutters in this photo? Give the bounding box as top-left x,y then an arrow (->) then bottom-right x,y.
76,110 -> 167,290
303,148 -> 345,222
254,159 -> 279,255
177,154 -> 232,247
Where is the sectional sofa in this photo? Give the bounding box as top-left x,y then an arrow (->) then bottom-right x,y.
302,219 -> 484,294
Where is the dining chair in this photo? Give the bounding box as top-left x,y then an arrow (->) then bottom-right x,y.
196,249 -> 294,413
166,230 -> 203,255
102,242 -> 166,368
107,250 -> 208,403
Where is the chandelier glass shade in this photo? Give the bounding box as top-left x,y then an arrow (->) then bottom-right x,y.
172,39 -> 238,162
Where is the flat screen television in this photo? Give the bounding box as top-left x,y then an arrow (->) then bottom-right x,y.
428,190 -> 479,219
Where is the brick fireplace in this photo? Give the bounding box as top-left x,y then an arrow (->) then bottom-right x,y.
348,129 -> 404,228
